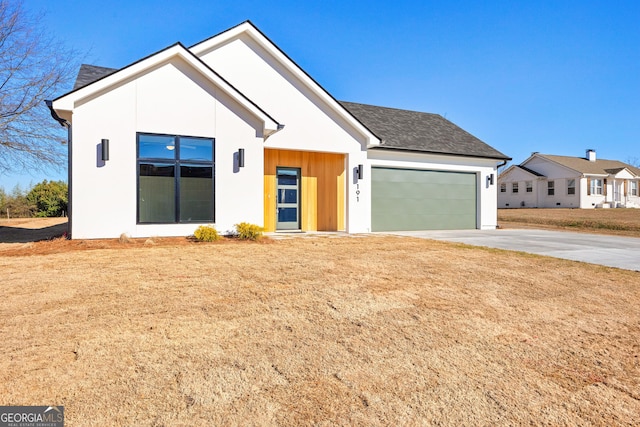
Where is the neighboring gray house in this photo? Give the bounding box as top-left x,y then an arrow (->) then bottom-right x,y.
499,150 -> 640,209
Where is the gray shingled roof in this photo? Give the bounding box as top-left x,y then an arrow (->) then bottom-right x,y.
535,154 -> 640,177
73,64 -> 117,90
340,101 -> 510,160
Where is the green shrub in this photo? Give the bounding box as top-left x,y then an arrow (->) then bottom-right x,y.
193,225 -> 220,242
235,222 -> 263,241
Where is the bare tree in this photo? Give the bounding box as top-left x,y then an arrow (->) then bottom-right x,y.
0,0 -> 78,174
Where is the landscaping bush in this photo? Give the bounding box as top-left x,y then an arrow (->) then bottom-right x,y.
234,222 -> 263,241
193,225 -> 221,242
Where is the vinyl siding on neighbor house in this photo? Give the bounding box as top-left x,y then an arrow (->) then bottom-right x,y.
499,153 -> 640,209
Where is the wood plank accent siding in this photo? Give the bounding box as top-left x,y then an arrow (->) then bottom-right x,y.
264,149 -> 345,232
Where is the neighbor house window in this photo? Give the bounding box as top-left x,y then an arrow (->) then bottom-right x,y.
589,178 -> 603,195
500,183 -> 506,193
512,182 -> 519,193
631,181 -> 638,196
137,133 -> 215,223
547,181 -> 554,196
526,181 -> 533,193
567,179 -> 575,195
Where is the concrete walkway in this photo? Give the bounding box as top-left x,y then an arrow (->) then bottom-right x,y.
389,229 -> 640,272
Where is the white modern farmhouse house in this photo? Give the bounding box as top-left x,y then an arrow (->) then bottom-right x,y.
48,21 -> 510,239
498,150 -> 640,209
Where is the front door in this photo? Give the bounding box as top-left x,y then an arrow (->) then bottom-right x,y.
276,167 -> 301,230
614,181 -> 622,203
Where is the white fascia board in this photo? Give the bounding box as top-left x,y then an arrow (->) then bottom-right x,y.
52,43 -> 280,133
190,21 -> 380,146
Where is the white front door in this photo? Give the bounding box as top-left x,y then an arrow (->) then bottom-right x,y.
614,182 -> 622,203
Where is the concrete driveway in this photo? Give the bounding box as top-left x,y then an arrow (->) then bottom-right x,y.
390,229 -> 640,272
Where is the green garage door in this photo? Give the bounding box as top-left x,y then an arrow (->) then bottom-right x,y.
372,167 -> 477,231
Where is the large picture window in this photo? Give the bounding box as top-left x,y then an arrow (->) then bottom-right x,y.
137,133 -> 214,224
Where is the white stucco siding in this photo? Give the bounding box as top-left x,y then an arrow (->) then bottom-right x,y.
198,37 -> 372,233
69,60 -> 264,238
200,38 -> 366,149
368,150 -> 501,230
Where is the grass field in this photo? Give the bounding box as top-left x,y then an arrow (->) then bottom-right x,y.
499,208 -> 640,237
1,229 -> 639,425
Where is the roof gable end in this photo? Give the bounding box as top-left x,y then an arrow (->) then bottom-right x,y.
189,21 -> 380,146
52,42 -> 280,134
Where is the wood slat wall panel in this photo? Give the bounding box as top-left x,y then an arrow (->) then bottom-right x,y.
264,149 -> 345,232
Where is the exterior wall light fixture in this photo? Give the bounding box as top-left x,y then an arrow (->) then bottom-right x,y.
238,148 -> 245,168
101,139 -> 109,161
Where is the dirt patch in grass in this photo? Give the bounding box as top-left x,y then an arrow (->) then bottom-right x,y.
1,236 -> 639,425
499,208 -> 640,237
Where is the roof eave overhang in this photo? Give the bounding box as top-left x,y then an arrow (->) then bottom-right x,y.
368,145 -> 511,161
51,43 -> 280,134
189,21 -> 380,146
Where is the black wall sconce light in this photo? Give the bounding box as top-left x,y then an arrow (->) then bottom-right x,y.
101,139 -> 109,161
238,148 -> 245,168
487,173 -> 495,185
357,164 -> 364,180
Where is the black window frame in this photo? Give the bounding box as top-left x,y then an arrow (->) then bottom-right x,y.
137,132 -> 215,224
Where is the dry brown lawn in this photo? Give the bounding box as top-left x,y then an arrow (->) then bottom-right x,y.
1,231 -> 639,425
499,208 -> 640,237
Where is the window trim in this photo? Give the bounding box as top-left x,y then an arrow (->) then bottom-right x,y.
512,182 -> 519,193
137,132 -> 215,224
500,183 -> 506,193
525,181 -> 533,193
631,180 -> 638,197
547,180 -> 554,196
589,178 -> 603,196
567,178 -> 575,195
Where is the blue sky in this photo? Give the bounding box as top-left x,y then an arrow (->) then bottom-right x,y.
3,0 -> 639,190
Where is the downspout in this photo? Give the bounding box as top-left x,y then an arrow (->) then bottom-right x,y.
45,100 -> 72,238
